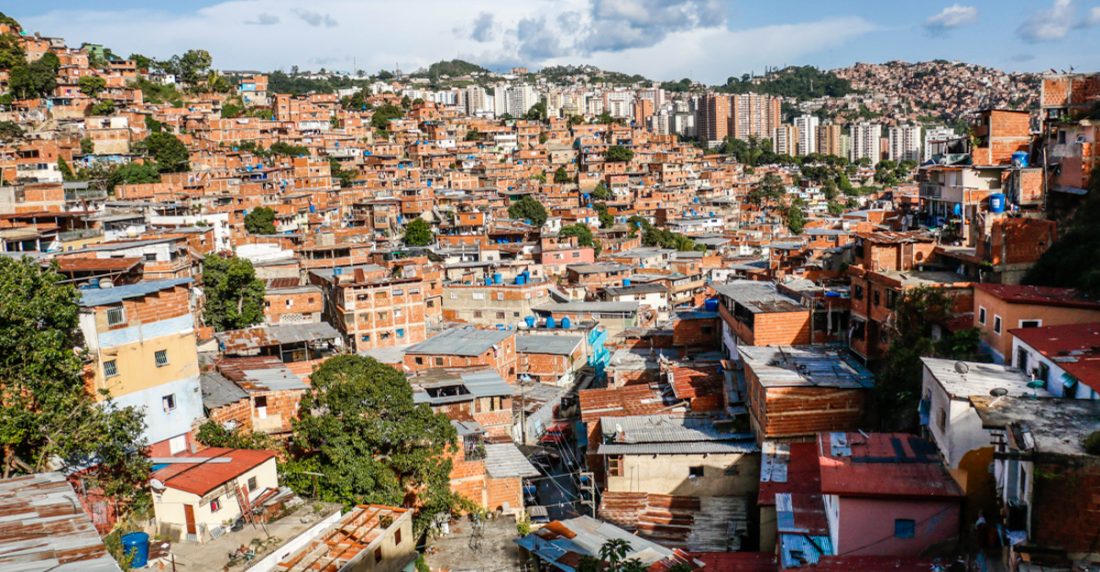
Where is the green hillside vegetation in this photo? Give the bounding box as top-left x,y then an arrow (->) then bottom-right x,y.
417,59 -> 490,77
719,66 -> 853,100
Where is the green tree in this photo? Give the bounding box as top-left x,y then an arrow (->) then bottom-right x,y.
464,128 -> 481,142
220,101 -> 244,118
553,166 -> 571,184
329,159 -> 355,188
88,100 -> 116,116
593,202 -> 614,229
606,144 -> 634,163
0,120 -> 23,142
874,286 -> 980,431
107,162 -> 161,190
244,206 -> 276,235
1023,171 -> 1100,296
284,355 -> 459,534
524,101 -> 547,121
785,203 -> 805,234
590,182 -> 612,201
269,141 -> 309,157
827,199 -> 845,216
176,49 -> 212,87
201,254 -> 265,331
142,132 -> 190,172
559,223 -> 595,248
58,157 -> 76,182
78,75 -> 107,97
128,53 -> 154,72
567,115 -> 585,128
746,173 -> 786,206
0,33 -> 25,70
195,419 -> 275,450
599,538 -> 632,572
0,258 -> 150,514
8,53 -> 60,100
403,217 -> 434,246
508,195 -> 548,227
371,103 -> 404,131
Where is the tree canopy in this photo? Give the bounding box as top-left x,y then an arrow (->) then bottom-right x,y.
605,145 -> 634,163
371,103 -> 404,130
8,53 -> 60,100
200,254 -> 265,331
746,173 -> 786,206
553,166 -> 572,184
719,66 -> 853,100
284,355 -> 459,533
559,223 -> 596,248
403,217 -> 434,246
142,132 -> 190,173
244,206 -> 276,235
1023,171 -> 1100,296
0,257 -> 149,513
508,195 -> 548,227
78,75 -> 107,98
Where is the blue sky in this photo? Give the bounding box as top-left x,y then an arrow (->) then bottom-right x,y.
2,0 -> 1098,82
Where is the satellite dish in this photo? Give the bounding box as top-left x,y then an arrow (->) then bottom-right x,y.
149,478 -> 166,491
989,387 -> 1009,397
954,361 -> 970,375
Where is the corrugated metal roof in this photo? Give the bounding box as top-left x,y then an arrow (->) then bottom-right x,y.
600,414 -> 755,444
405,327 -> 513,357
711,280 -> 802,313
200,371 -> 248,409
0,473 -> 122,572
79,278 -> 191,307
483,444 -> 539,478
516,334 -> 582,356
598,441 -> 757,455
534,301 -> 639,314
779,533 -> 832,568
215,322 -> 340,354
739,345 -> 875,389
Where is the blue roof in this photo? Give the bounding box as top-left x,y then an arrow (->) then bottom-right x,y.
779,533 -> 833,568
79,278 -> 192,307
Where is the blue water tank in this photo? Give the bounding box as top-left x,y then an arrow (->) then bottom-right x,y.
561,316 -> 572,329
485,276 -> 493,286
623,278 -> 632,287
1012,152 -> 1029,168
122,532 -> 149,568
525,316 -> 536,328
492,273 -> 503,285
989,193 -> 1007,214
704,298 -> 719,312
516,274 -> 526,285
545,316 -> 556,329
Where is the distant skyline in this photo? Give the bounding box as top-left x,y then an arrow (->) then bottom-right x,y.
3,0 -> 1099,83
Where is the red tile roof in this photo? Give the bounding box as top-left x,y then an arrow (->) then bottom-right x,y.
152,447 -> 276,496
1010,322 -> 1100,391
817,433 -> 963,499
975,283 -> 1100,310
579,384 -> 669,422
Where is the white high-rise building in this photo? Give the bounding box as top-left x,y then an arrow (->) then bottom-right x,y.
464,85 -> 490,116
923,126 -> 958,161
773,124 -> 799,156
888,124 -> 923,162
850,122 -> 883,166
491,84 -> 538,117
794,115 -> 820,156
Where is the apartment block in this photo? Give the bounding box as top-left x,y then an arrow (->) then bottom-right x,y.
310,264 -> 428,352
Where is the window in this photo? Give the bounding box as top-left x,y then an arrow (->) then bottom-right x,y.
873,290 -> 881,307
885,289 -> 898,309
689,466 -> 705,478
473,310 -> 483,318
978,307 -> 986,325
162,394 -> 176,412
247,476 -> 257,492
361,334 -> 371,342
472,292 -> 486,300
394,529 -> 402,545
496,312 -> 506,319
155,350 -> 169,367
853,285 -> 864,300
936,408 -> 947,432
396,328 -> 405,338
894,519 -> 916,539
1019,319 -> 1041,329
211,498 -> 221,512
434,357 -> 444,366
1017,348 -> 1029,372
607,455 -> 623,477
254,396 -> 267,409
106,307 -> 126,326
1038,362 -> 1051,386
993,315 -> 1003,335
374,547 -> 383,563
415,357 -> 424,365
104,360 -> 118,377
356,293 -> 369,301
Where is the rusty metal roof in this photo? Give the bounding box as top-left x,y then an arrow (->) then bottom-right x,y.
0,472 -> 121,571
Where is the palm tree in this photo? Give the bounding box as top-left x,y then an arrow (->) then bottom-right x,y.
598,538 -> 632,571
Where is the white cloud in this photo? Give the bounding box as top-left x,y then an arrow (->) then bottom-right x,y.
17,0 -> 876,81
1086,6 -> 1100,26
1017,0 -> 1079,42
923,4 -> 978,34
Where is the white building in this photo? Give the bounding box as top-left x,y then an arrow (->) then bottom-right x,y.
924,126 -> 959,161
850,122 -> 883,166
888,124 -> 923,162
794,115 -> 819,156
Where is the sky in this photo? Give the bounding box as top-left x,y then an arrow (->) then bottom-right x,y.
3,0 -> 1099,83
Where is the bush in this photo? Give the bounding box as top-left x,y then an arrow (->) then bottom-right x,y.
1085,431 -> 1100,455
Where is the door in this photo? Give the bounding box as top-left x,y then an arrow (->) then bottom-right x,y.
184,504 -> 196,535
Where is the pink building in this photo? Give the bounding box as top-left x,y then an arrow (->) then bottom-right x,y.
818,432 -> 963,557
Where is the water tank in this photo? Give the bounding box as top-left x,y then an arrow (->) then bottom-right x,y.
492,273 -> 503,285
623,278 -> 631,287
989,193 -> 1006,214
515,274 -> 526,285
121,532 -> 150,568
545,316 -> 556,329
704,298 -> 719,312
525,316 -> 536,328
561,316 -> 572,329
1011,152 -> 1029,168
485,277 -> 493,286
